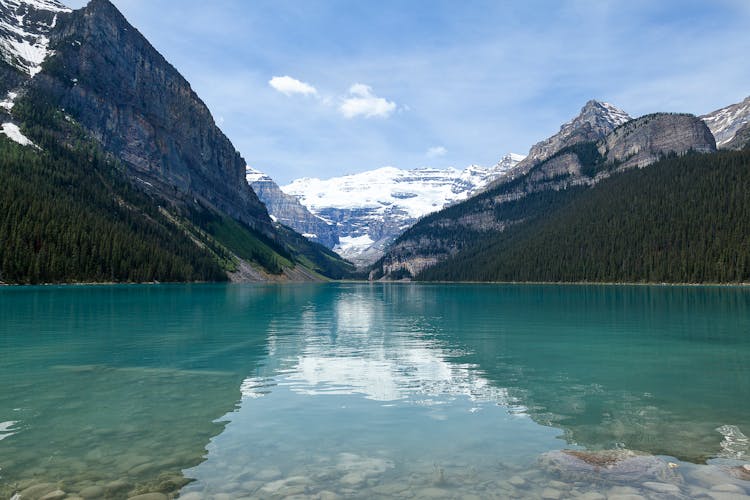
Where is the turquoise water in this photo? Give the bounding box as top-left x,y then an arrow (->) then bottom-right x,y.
1,283 -> 750,499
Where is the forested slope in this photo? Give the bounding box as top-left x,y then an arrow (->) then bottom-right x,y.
420,150 -> 750,283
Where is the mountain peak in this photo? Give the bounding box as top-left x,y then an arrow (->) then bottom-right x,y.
575,99 -> 631,128
516,99 -> 631,170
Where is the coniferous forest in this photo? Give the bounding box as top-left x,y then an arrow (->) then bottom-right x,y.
0,135 -> 229,284
419,149 -> 750,283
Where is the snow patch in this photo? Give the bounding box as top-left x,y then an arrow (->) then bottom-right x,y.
702,96 -> 750,146
335,234 -> 375,254
282,159 -> 523,220
0,0 -> 71,77
1,122 -> 36,147
0,90 -> 18,110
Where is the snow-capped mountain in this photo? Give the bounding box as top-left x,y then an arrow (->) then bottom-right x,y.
246,167 -> 339,248
0,0 -> 70,78
0,0 -> 71,146
280,154 -> 524,266
701,95 -> 750,148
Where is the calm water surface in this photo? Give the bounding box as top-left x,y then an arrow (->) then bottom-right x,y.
1,283 -> 749,499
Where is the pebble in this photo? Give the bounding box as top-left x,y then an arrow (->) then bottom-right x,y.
19,483 -> 58,499
508,475 -> 527,487
255,467 -> 282,481
370,482 -> 411,495
127,494 -> 168,500
705,493 -> 750,500
691,466 -> 734,487
548,480 -> 570,489
642,481 -> 681,494
415,487 -> 451,498
105,479 -> 131,493
339,471 -> 367,486
713,484 -> 748,494
607,495 -> 646,500
608,486 -> 640,496
78,485 -> 105,499
39,491 -> 66,500
576,492 -> 606,500
541,487 -> 562,499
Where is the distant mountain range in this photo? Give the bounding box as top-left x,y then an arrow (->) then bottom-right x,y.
249,154 -> 524,266
0,0 -> 354,284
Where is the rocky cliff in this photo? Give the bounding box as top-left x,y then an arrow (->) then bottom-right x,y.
701,95 -> 750,149
30,0 -> 273,235
246,167 -> 339,248
490,100 -> 631,188
602,113 -> 716,168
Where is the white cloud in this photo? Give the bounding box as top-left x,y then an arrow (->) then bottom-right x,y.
426,146 -> 447,158
339,83 -> 397,119
269,75 -> 318,96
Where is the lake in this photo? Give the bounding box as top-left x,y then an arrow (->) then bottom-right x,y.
1,283 -> 749,499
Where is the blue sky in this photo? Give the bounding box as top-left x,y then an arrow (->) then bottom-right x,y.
64,0 -> 750,184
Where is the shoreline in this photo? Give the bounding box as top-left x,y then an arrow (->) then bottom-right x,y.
2,279 -> 750,288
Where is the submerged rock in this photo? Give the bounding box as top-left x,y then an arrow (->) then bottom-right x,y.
538,449 -> 681,484
17,483 -> 58,500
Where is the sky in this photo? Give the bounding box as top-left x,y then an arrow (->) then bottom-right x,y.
63,0 -> 750,184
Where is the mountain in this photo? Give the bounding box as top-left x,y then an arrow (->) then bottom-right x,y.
0,0 -> 353,284
701,95 -> 750,148
373,104 -> 717,280
420,149 -> 750,283
280,154 -> 524,266
246,167 -> 339,248
488,100 -> 631,190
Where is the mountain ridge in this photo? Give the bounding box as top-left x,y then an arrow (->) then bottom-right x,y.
373,103 -> 717,280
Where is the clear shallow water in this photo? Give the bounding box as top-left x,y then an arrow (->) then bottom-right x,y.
1,283 -> 750,499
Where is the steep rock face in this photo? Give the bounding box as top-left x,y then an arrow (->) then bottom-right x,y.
32,0 -> 273,234
602,113 -> 716,169
282,154 -> 523,266
497,100 -> 631,185
701,95 -> 750,148
246,167 -> 339,248
724,122 -> 750,151
376,107 -> 717,280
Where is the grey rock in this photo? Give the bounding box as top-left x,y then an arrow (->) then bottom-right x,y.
723,122 -> 750,151
78,485 -> 105,499
38,491 -> 66,500
712,484 -> 747,494
642,481 -> 681,494
541,487 -> 563,499
247,168 -> 339,248
18,483 -> 58,500
511,100 -> 631,177
701,95 -> 750,147
539,449 -> 680,484
705,493 -> 750,500
601,113 -> 716,170
34,0 -> 274,236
